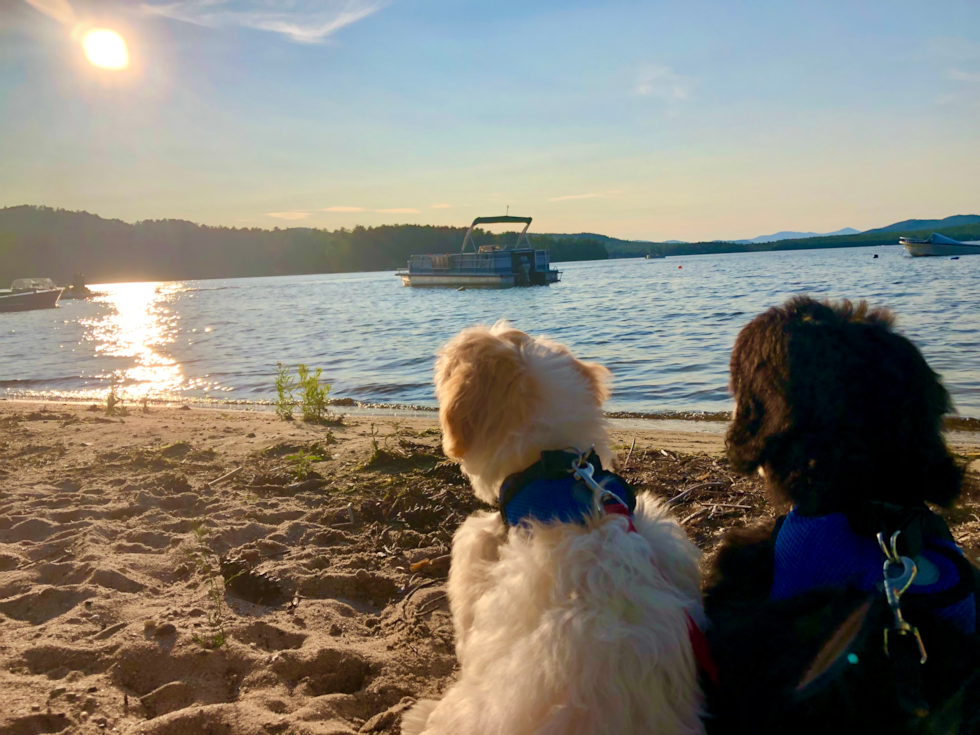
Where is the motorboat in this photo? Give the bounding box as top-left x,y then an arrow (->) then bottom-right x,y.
0,278 -> 63,313
900,233 -> 980,257
397,215 -> 562,288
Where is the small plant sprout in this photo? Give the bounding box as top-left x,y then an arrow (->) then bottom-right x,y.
185,522 -> 237,649
284,449 -> 324,480
296,364 -> 331,423
105,384 -> 127,416
275,362 -> 297,420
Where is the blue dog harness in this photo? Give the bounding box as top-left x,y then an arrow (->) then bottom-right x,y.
499,449 -> 636,529
772,509 -> 978,634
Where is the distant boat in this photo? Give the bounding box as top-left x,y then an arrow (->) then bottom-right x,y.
646,253 -> 666,259
900,233 -> 980,257
397,215 -> 562,288
0,278 -> 63,313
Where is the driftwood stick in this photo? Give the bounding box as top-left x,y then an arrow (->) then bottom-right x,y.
208,466 -> 243,487
666,481 -> 727,507
416,593 -> 449,616
623,438 -> 637,469
680,508 -> 708,525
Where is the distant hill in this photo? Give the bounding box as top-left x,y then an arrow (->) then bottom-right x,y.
0,206 -> 607,285
734,227 -> 861,244
767,222 -> 980,251
546,215 -> 980,258
863,215 -> 980,234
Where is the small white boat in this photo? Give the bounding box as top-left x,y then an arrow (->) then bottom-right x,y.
0,278 -> 63,313
900,233 -> 980,257
397,215 -> 562,288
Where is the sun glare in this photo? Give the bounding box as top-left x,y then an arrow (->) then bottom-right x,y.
83,29 -> 128,70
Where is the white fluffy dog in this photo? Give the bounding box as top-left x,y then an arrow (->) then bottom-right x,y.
402,322 -> 706,735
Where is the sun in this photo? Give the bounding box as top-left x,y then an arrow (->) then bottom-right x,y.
83,29 -> 129,70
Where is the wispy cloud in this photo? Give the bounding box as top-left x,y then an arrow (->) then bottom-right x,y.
634,65 -> 693,114
22,0 -> 75,24
947,68 -> 980,82
141,0 -> 382,44
320,206 -> 420,214
549,190 -> 622,202
267,211 -> 312,220
430,203 -> 452,209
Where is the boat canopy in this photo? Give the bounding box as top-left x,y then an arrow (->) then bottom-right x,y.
461,215 -> 533,253
11,278 -> 57,292
929,233 -> 964,245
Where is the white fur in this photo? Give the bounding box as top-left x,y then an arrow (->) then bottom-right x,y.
404,498 -> 705,735
457,329 -> 614,505
405,326 -> 706,735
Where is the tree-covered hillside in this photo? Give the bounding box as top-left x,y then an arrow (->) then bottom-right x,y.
0,206 -> 607,285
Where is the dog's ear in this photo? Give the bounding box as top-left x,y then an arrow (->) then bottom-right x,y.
574,359 -> 611,406
434,325 -> 534,460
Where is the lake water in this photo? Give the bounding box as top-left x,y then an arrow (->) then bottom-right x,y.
1,245 -> 978,420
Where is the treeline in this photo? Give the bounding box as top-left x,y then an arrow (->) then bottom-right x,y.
0,206 -> 608,285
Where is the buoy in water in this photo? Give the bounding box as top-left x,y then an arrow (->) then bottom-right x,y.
678,266 -> 682,269
873,254 -> 879,259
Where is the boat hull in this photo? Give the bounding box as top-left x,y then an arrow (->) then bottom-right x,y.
399,270 -> 560,288
0,288 -> 62,313
901,238 -> 980,257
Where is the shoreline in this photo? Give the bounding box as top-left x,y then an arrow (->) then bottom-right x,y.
4,395 -> 979,435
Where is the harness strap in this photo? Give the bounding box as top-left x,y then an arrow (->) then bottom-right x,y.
688,614 -> 721,689
602,499 -> 637,533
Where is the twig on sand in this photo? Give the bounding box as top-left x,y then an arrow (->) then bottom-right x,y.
680,507 -> 709,526
667,481 -> 727,507
623,438 -> 637,469
416,593 -> 448,616
410,554 -> 451,573
208,466 -> 243,488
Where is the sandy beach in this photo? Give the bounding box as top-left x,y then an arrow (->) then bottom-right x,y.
1,399 -> 977,735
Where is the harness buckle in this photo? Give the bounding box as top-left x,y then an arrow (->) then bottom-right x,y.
569,447 -> 628,516
878,531 -> 928,664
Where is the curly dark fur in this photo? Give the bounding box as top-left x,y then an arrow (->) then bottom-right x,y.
726,295 -> 963,513
704,296 -> 974,733
703,519 -> 776,619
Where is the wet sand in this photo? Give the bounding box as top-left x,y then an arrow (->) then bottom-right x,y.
1,400 -> 977,735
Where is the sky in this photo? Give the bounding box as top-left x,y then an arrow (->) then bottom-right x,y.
1,0 -> 978,242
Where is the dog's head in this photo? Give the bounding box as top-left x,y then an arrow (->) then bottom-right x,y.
434,321 -> 611,503
726,295 -> 962,511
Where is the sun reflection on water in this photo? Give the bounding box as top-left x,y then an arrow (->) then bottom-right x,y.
82,282 -> 183,398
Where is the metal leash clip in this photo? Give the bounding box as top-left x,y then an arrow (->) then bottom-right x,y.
569,446 -> 628,516
878,530 -> 928,664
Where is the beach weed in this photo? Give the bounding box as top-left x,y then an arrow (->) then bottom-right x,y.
104,384 -> 127,416
186,523 -> 237,649
284,449 -> 324,479
296,364 -> 331,423
275,362 -> 297,421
